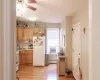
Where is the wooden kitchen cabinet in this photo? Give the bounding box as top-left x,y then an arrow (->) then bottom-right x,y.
33,28 -> 38,34
22,28 -> 34,41
17,28 -> 24,41
33,27 -> 45,36
26,50 -> 33,65
39,27 -> 45,35
19,50 -> 26,65
23,28 -> 34,41
21,53 -> 26,65
17,27 -> 45,41
57,56 -> 66,76
19,50 -> 33,66
28,28 -> 34,41
23,28 -> 29,41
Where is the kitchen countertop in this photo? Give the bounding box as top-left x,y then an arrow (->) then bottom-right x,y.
57,54 -> 66,58
17,48 -> 33,51
16,49 -> 33,54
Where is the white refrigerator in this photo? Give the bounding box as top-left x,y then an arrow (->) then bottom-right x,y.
33,36 -> 45,66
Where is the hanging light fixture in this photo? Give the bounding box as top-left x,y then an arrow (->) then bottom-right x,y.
16,0 -> 26,16
28,17 -> 37,21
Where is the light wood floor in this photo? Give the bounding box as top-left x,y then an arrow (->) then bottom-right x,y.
18,64 -> 74,80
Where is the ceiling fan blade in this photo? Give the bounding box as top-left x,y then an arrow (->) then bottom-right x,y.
26,4 -> 36,11
28,0 -> 36,3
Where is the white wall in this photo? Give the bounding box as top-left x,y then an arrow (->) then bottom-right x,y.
60,17 -> 72,69
46,23 -> 61,28
4,0 -> 16,79
0,0 -> 16,80
89,0 -> 100,80
60,1 -> 89,79
72,1 -> 89,80
0,0 -> 4,80
60,18 -> 67,52
66,17 -> 72,70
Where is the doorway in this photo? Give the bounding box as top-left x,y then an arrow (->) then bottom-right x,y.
72,23 -> 81,79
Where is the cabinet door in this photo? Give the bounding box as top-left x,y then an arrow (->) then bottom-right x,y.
39,28 -> 45,35
33,28 -> 38,36
21,53 -> 26,65
19,50 -> 27,65
28,28 -> 34,41
23,28 -> 29,41
26,50 -> 33,65
33,28 -> 45,36
17,28 -> 24,41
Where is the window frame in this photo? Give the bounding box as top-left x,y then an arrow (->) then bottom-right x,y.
46,28 -> 60,54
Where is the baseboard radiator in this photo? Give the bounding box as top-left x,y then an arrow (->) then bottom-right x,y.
48,54 -> 57,64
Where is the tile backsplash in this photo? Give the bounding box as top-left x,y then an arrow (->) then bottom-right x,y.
17,41 -> 33,49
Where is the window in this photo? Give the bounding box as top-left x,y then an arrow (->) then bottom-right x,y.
46,28 -> 59,54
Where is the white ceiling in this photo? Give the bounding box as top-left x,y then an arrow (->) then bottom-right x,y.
16,0 -> 86,23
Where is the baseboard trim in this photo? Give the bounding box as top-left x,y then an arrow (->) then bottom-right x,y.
49,60 -> 57,64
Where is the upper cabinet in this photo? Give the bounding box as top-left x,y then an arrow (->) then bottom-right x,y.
23,28 -> 29,41
17,27 -> 45,41
38,27 -> 45,34
28,28 -> 34,40
33,27 -> 45,36
17,28 -> 24,41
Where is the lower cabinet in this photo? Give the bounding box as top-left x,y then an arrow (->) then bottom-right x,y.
57,56 -> 66,76
26,50 -> 33,64
19,50 -> 33,66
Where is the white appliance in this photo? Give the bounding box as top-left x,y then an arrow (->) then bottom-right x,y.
33,36 -> 45,66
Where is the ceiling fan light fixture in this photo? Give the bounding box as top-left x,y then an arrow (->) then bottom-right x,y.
16,3 -> 26,12
28,17 -> 37,21
21,5 -> 26,12
17,3 -> 22,10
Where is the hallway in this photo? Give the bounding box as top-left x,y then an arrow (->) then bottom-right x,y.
18,64 -> 74,80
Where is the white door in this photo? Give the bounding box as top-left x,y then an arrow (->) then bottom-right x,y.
72,23 -> 81,78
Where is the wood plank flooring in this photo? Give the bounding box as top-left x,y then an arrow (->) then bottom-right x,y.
18,64 -> 74,80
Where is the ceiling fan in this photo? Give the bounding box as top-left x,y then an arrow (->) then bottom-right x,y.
17,0 -> 37,11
